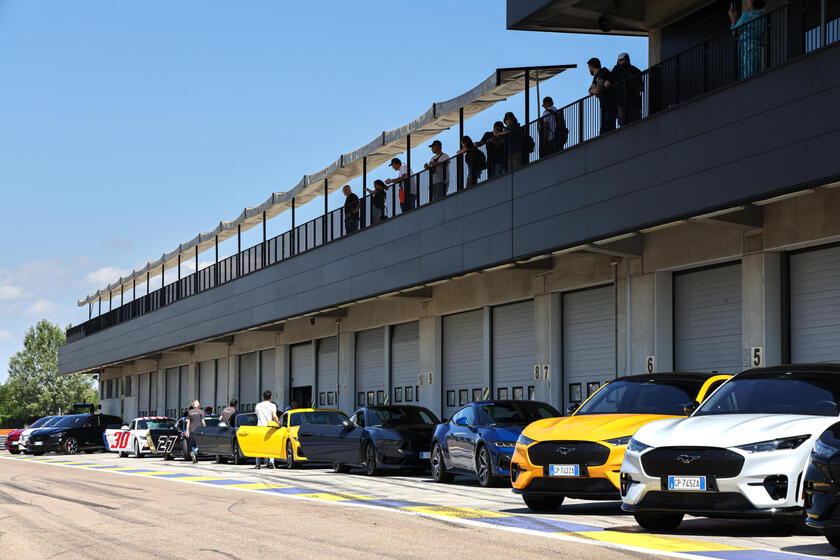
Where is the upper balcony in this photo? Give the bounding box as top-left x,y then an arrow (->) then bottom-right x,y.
59,0 -> 840,374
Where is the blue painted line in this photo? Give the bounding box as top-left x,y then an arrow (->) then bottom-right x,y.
359,498 -> 423,508
690,550 -> 820,560
475,515 -> 605,534
200,479 -> 250,486
260,487 -> 321,495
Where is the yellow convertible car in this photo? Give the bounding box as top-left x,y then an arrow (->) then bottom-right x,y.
511,372 -> 731,512
236,408 -> 348,469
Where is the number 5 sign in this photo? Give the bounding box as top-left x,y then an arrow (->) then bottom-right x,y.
750,346 -> 763,368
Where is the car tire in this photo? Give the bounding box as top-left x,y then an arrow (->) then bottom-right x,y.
83,450 -> 96,454
363,443 -> 379,476
522,494 -> 564,512
431,443 -> 453,483
825,528 -> 840,549
63,437 -> 80,455
9,449 -> 20,455
633,512 -> 684,531
164,453 -> 173,461
333,462 -> 350,474
285,441 -> 296,469
181,440 -> 191,462
31,451 -> 44,456
476,445 -> 498,488
216,454 -> 228,464
133,439 -> 145,459
233,441 -> 244,465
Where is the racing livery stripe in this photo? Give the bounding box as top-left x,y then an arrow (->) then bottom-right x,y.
2,455 -> 818,560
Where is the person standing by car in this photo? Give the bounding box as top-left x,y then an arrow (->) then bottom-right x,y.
220,399 -> 237,424
254,390 -> 279,469
185,400 -> 205,463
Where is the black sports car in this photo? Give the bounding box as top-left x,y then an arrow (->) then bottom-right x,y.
148,415 -> 221,461
193,412 -> 256,464
297,405 -> 439,475
26,413 -> 123,455
805,422 -> 840,548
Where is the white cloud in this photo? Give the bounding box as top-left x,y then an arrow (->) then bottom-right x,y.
25,299 -> 58,317
0,285 -> 26,301
85,266 -> 130,287
0,330 -> 11,341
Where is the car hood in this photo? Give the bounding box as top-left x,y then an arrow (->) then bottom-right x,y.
633,414 -> 840,448
522,413 -> 679,443
372,426 -> 435,439
7,429 -> 24,437
30,427 -> 68,439
485,425 -> 524,442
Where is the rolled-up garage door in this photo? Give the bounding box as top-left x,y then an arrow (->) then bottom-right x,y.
199,360 -> 215,410
790,245 -> 840,363
443,310 -> 483,419
215,359 -> 229,413
149,372 -> 159,415
391,322 -> 419,405
291,343 -> 315,407
317,338 -> 338,408
165,367 -> 179,418
260,349 -> 275,399
492,301 -> 535,401
355,328 -> 384,408
239,352 -> 258,412
563,286 -> 615,410
674,264 -> 742,373
138,373 -> 150,415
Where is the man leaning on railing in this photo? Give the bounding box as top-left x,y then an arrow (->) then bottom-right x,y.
425,140 -> 450,202
386,157 -> 416,212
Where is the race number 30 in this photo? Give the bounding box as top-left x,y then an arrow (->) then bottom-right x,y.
115,432 -> 130,449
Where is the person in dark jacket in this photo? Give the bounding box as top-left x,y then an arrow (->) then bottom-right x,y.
611,53 -> 643,126
342,185 -> 360,233
364,180 -> 387,225
479,121 -> 507,179
503,112 -> 528,170
588,57 -> 617,134
455,135 -> 485,187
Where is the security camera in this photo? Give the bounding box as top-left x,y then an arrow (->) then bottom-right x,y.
598,14 -> 612,33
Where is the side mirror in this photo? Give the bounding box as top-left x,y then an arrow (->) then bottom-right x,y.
454,417 -> 470,426
341,419 -> 354,430
683,401 -> 699,415
567,403 -> 580,415
267,420 -> 279,428
121,425 -> 129,430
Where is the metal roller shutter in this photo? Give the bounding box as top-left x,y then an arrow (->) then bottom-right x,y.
443,310 -> 483,418
138,373 -> 149,415
215,359 -> 229,413
165,367 -> 179,417
199,360 -> 215,409
239,352 -> 258,411
317,338 -> 338,408
493,301 -> 535,401
391,322 -> 420,404
179,365 -> 190,412
149,372 -> 159,415
674,264 -> 742,373
260,349 -> 275,397
563,286 -> 615,410
790,246 -> 840,363
355,328 -> 385,407
291,343 -> 315,388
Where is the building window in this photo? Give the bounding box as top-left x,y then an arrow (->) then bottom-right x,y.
367,391 -> 374,406
125,376 -> 132,397
100,380 -> 105,399
459,389 -> 468,406
394,387 -> 403,403
119,377 -> 125,397
319,392 -> 326,406
106,380 -> 113,399
569,383 -> 582,403
415,386 -> 419,400
472,388 -> 482,402
327,392 -> 334,406
358,392 -> 365,407
376,390 -> 385,405
446,390 -> 456,407
587,382 -> 600,397
497,387 -> 508,400
528,386 -> 535,400
512,386 -> 523,400
405,386 -> 413,402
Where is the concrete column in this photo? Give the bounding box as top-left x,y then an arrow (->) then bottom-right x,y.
654,271 -> 674,372
310,340 -> 318,408
383,326 -> 392,405
189,361 -> 199,405
339,333 -> 355,414
482,306 -> 492,401
275,344 -> 290,409
741,252 -> 783,368
227,351 -> 236,406
547,293 -> 563,411
534,294 -> 553,405
418,316 -> 441,418
156,367 -> 166,416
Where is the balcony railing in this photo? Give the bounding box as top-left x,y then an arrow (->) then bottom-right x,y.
66,0 -> 839,344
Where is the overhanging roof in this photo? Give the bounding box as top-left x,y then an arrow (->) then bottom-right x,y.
79,65 -> 575,307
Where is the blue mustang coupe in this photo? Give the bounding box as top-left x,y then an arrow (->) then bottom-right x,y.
431,400 -> 560,487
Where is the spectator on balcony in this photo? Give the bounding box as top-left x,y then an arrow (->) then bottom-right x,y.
503,112 -> 531,171
588,57 -> 617,134
364,179 -> 388,225
342,185 -> 360,233
539,96 -> 567,157
479,121 -> 507,179
730,0 -> 766,79
386,158 -> 416,212
611,53 -> 643,126
424,140 -> 450,202
456,135 -> 486,187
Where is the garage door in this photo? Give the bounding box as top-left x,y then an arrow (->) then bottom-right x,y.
563,286 -> 615,410
199,360 -> 215,409
215,359 -> 229,413
674,264 -> 742,373
149,372 -> 159,415
291,343 -> 315,408
790,245 -> 840,363
317,338 -> 338,408
179,365 -> 190,413
355,328 -> 385,408
493,301 -> 535,401
260,349 -> 275,397
239,352 -> 258,412
138,373 -> 150,415
443,309 -> 483,418
165,367 -> 179,417
391,322 -> 419,405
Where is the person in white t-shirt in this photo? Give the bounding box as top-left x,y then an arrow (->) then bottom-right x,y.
386,157 -> 416,212
540,96 -> 566,157
425,140 -> 450,202
254,390 -> 279,469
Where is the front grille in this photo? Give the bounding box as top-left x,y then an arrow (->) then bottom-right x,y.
526,477 -> 618,496
400,440 -> 431,453
639,491 -> 752,511
527,441 -> 609,467
497,454 -> 512,471
642,447 -> 744,478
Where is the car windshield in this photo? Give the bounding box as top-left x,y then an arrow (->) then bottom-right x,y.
476,402 -> 560,426
235,414 -> 257,427
368,407 -> 438,427
139,419 -> 176,430
695,373 -> 840,416
204,417 -> 221,427
53,415 -> 87,428
29,416 -> 57,428
291,411 -> 348,426
576,379 -> 703,416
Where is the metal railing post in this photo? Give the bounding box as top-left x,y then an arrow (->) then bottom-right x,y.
577,100 -> 584,144
177,253 -> 181,300
214,235 -> 219,286
323,178 -> 328,244
262,210 -> 266,268
194,246 -> 199,293
237,224 -> 241,277
458,107 -> 464,191
362,156 -> 367,228
291,197 -> 296,256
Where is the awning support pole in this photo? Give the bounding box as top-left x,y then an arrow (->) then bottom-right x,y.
323,178 -> 328,243
215,235 -> 219,286
291,197 -> 296,256
362,157 -> 367,228
525,70 -> 531,125
458,107 -> 464,191
98,298 -> 101,316
194,245 -> 199,293
262,210 -> 267,266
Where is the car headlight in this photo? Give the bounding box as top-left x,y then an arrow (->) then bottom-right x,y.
627,438 -> 651,453
813,439 -> 839,459
493,441 -> 517,448
604,436 -> 632,447
736,435 -> 811,453
377,439 -> 401,446
516,434 -> 535,447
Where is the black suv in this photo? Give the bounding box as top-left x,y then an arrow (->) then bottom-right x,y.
27,413 -> 123,455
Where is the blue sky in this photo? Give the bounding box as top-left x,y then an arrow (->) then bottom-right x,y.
0,1 -> 646,381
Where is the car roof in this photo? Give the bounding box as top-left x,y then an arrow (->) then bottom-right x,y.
469,400 -> 554,406
134,416 -> 173,421
364,405 -> 426,410
618,372 -> 731,383
736,364 -> 840,377
287,408 -> 343,414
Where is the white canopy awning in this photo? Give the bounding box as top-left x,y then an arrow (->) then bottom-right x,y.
79,65 -> 574,307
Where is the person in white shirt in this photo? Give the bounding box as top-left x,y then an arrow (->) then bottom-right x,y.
540,96 -> 566,157
386,157 -> 416,212
424,140 -> 450,202
254,390 -> 279,469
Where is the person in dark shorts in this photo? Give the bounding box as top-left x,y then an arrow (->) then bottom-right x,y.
185,400 -> 205,463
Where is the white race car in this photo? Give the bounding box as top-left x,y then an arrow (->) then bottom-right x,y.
105,416 -> 176,458
621,365 -> 840,530
18,416 -> 61,454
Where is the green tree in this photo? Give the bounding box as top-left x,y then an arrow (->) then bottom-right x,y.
3,320 -> 96,425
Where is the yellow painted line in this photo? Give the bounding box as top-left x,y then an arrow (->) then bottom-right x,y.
567,531 -> 747,552
225,482 -> 291,490
176,476 -> 226,482
297,492 -> 376,501
400,505 -> 510,519
50,461 -> 89,465
137,471 -> 179,476
99,467 -> 148,471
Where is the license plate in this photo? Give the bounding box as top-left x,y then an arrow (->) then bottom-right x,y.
548,464 -> 579,477
419,451 -> 430,460
33,441 -> 43,446
668,475 -> 706,491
